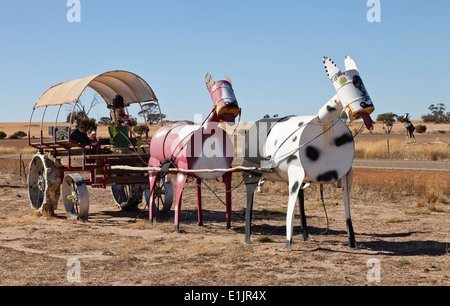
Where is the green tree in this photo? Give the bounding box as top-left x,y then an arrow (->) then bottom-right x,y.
66,111 -> 97,134
377,112 -> 398,134
98,116 -> 111,125
138,102 -> 166,124
66,93 -> 100,134
14,131 -> 27,138
133,125 -> 148,136
422,103 -> 448,123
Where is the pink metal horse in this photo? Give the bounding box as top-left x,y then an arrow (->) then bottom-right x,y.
148,73 -> 240,232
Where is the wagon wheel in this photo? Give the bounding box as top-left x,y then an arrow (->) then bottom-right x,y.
145,175 -> 173,214
27,153 -> 61,215
62,174 -> 89,220
111,183 -> 144,211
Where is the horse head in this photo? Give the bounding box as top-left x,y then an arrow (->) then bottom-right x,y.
324,56 -> 375,130
205,73 -> 241,124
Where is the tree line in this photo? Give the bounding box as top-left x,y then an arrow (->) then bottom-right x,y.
377,103 -> 448,134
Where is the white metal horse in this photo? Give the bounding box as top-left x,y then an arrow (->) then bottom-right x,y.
242,56 -> 375,250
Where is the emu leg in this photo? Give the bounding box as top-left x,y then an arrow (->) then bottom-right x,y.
343,167 -> 356,248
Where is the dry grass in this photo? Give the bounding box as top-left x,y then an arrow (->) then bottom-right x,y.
0,146 -> 38,155
355,140 -> 450,161
252,169 -> 449,214
351,169 -> 449,212
0,159 -> 29,175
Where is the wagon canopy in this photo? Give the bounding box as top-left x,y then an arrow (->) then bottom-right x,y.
33,70 -> 158,109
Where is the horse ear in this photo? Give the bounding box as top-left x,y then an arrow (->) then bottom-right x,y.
323,56 -> 341,81
205,73 -> 215,92
344,55 -> 359,72
225,75 -> 232,85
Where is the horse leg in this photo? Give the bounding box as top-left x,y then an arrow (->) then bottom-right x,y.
148,157 -> 161,225
174,172 -> 187,233
343,167 -> 356,248
242,165 -> 262,244
224,172 -> 232,229
148,171 -> 159,225
298,186 -> 310,241
196,177 -> 203,226
286,165 -> 305,251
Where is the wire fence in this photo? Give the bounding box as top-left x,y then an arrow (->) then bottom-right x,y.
3,154 -> 450,174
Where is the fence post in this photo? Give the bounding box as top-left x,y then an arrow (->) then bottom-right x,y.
19,153 -> 22,176
386,139 -> 390,159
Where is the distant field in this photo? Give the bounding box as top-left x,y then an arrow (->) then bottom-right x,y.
1,120 -> 448,160
1,119 -> 449,138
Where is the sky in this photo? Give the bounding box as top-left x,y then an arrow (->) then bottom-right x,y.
1,0 -> 449,124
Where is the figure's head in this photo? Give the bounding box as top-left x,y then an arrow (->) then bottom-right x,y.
324,56 -> 375,129
205,73 -> 241,123
110,95 -> 128,124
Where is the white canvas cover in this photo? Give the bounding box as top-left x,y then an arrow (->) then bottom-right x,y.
33,70 -> 158,109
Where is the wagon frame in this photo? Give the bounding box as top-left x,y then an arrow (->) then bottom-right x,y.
27,70 -> 173,220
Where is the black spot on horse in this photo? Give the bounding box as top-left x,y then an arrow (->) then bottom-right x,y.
287,155 -> 298,164
298,122 -> 304,127
292,136 -> 297,142
327,105 -> 337,112
306,146 -> 320,161
274,140 -> 278,147
291,181 -> 300,194
317,171 -> 338,182
335,134 -> 353,147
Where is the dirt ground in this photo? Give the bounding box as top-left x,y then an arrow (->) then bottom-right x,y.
0,122 -> 449,286
0,169 -> 448,286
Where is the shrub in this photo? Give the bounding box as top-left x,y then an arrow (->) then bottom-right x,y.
8,131 -> 27,139
133,125 -> 148,136
415,124 -> 427,133
0,131 -> 6,139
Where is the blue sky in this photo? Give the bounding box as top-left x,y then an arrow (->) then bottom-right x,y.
1,0 -> 449,123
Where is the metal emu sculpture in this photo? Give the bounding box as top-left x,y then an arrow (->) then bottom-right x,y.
242,56 -> 375,250
148,73 -> 240,232
403,113 -> 416,142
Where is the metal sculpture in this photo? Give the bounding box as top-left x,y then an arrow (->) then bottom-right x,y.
148,73 -> 241,232
27,70 -> 162,220
242,56 -> 375,250
403,113 -> 416,142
